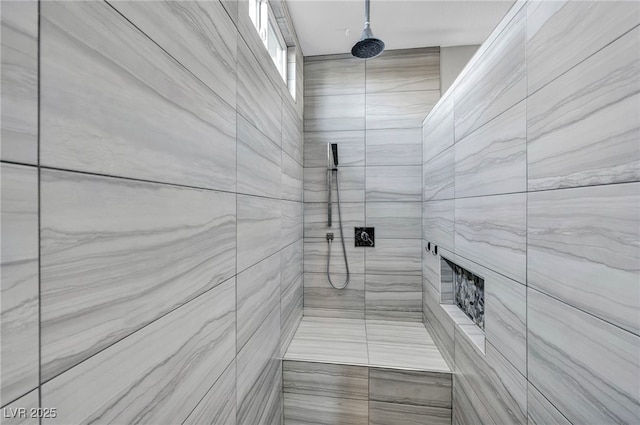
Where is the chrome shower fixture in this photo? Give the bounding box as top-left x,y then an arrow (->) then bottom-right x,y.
351,0 -> 385,59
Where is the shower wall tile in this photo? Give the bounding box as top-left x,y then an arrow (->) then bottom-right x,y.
527,288 -> 640,425
41,279 -> 236,424
365,202 -> 421,239
281,200 -> 303,249
452,374 -> 493,425
282,152 -> 303,201
526,0 -> 640,94
1,389 -> 39,425
366,47 -> 440,93
183,361 -> 236,425
454,193 -> 526,284
527,27 -> 640,192
366,165 -> 422,202
366,128 -> 422,166
303,272 -> 365,319
237,254 -> 281,353
40,170 -> 236,382
528,183 -> 640,335
423,200 -> 454,253
282,98 -> 304,165
221,0 -> 239,25
369,401 -> 451,425
237,115 -> 282,198
1,164 -> 39,405
453,9 -> 526,141
283,361 -> 368,400
40,1 -> 236,191
284,393 -> 368,425
365,274 -> 422,321
455,100 -> 527,198
366,90 -> 439,130
281,239 -> 303,292
369,368 -> 452,408
281,273 -> 303,356
424,147 -> 454,201
0,0 -> 38,164
423,95 -> 454,163
109,0 -> 237,107
304,94 -> 365,132
304,202 -> 364,239
365,239 -> 422,276
527,383 -> 570,425
237,195 -> 281,272
304,57 -> 365,97
304,130 -> 365,167
304,238 -> 365,275
304,166 -> 365,203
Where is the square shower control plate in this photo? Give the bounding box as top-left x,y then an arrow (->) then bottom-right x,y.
354,227 -> 375,247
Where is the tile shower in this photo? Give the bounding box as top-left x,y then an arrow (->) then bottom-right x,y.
1,1 -> 638,425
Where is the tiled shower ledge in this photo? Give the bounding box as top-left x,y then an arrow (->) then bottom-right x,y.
284,317 -> 450,373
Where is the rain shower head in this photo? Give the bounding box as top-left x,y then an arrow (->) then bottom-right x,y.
352,0 -> 385,59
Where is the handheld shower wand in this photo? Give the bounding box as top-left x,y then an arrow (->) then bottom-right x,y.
326,143 -> 350,290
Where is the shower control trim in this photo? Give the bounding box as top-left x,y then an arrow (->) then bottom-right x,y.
355,227 -> 375,247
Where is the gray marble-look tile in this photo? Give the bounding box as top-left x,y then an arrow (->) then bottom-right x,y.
526,0 -> 640,94
455,100 -> 527,198
365,202 -> 421,240
365,274 -> 422,322
237,115 -> 282,199
281,273 -> 303,357
365,47 -> 440,93
238,37 -> 282,145
1,389 -> 38,425
282,97 -> 304,165
1,164 -> 38,404
366,90 -> 440,130
366,128 -> 423,166
237,195 -> 281,272
283,360 -> 368,400
183,360 -> 236,425
41,170 -> 236,382
424,146 -> 454,201
451,374 -> 493,425
304,56 -> 365,97
304,130 -> 365,168
42,279 -> 236,424
304,237 -> 365,275
305,94 -> 365,132
454,9 -> 526,141
439,257 -> 454,304
40,1 -> 236,191
237,254 -> 281,353
527,27 -> 640,191
281,200 -> 303,249
423,200 -> 454,253
423,94 -> 454,163
369,401 -> 451,425
109,0 -> 237,107
220,0 -> 239,25
527,383 -> 571,425
528,287 -> 640,425
304,201 -> 364,239
0,0 -> 38,164
366,166 -> 422,202
283,393 -> 368,425
369,368 -> 451,408
304,166 -> 365,203
455,193 -> 526,284
304,272 -> 365,319
282,152 -> 303,202
365,239 -> 422,276
528,183 -> 640,335
281,239 -> 303,290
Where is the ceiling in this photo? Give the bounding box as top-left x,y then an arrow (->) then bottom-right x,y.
286,0 -> 515,57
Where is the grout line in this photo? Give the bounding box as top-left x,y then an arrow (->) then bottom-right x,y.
37,0 -> 42,418
528,381 -> 574,424
180,358 -> 235,425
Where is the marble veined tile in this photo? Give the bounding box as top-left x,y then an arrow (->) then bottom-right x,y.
283,361 -> 368,400
42,280 -> 236,424
280,200 -> 302,249
423,95 -> 454,163
303,237 -> 365,275
528,27 -> 640,191
304,94 -> 365,132
366,47 -> 440,93
304,166 -> 365,203
365,274 -> 422,322
366,90 -> 440,130
455,193 -> 526,284
369,368 -> 451,408
304,130 -> 365,168
40,1 -> 236,191
366,128 -> 423,166
282,98 -> 304,165
304,202 -> 364,239
455,100 -> 526,198
527,383 -> 571,425
452,373 -> 493,425
183,360 -> 236,425
1,164 -> 38,404
284,393 -> 368,425
454,9 -> 526,141
282,152 -> 303,202
529,183 -> 640,335
1,389 -> 38,425
365,202 -> 421,239
369,401 -> 451,425
423,200 -> 454,253
237,115 -> 282,199
424,146 -> 454,201
526,0 -> 640,94
304,273 -> 365,319
304,56 -> 365,97
527,288 -> 640,425
237,195 -> 281,272
109,0 -> 237,107
281,273 -> 303,356
41,170 -> 236,382
1,0 -> 38,164
365,239 -> 422,276
366,166 -> 422,202
237,254 -> 281,353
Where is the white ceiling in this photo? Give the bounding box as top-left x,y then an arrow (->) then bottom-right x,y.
286,0 -> 515,57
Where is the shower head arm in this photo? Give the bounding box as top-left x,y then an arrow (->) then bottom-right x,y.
364,0 -> 370,27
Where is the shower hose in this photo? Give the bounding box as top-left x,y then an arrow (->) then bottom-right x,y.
327,170 -> 350,290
